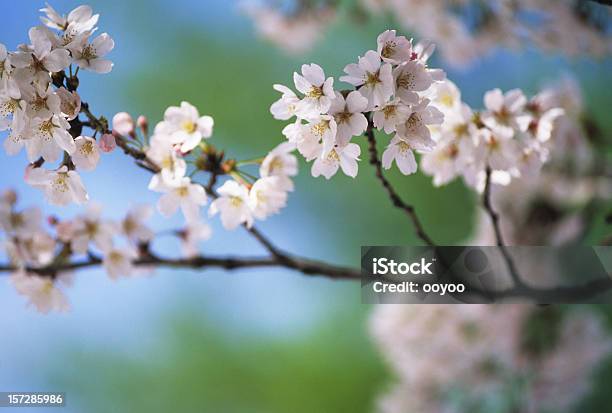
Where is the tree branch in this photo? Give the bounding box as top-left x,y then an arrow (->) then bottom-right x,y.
70,99 -> 362,281
0,252 -> 362,280
482,167 -> 527,288
364,122 -> 435,246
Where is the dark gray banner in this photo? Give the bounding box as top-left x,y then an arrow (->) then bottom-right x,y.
361,246 -> 612,304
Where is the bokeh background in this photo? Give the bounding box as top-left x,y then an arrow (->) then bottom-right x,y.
0,1 -> 610,412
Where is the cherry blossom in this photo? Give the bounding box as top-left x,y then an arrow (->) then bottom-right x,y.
149,175 -> 208,222
25,166 -> 88,206
11,270 -> 70,313
372,98 -> 411,134
311,142 -> 360,179
72,136 -> 100,171
340,50 -> 393,110
392,60 -> 434,105
154,101 -> 214,153
381,136 -> 418,175
120,205 -> 154,244
248,176 -> 289,220
376,30 -> 412,64
293,63 -> 334,115
69,32 -> 115,74
209,180 -> 253,230
327,91 -> 368,146
102,246 -> 137,279
180,219 -> 212,258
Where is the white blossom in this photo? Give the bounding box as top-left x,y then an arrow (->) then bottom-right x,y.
311,142 -> 360,179
154,101 -> 214,153
292,63 -> 334,115
39,3 -> 98,35
340,50 -> 393,109
102,246 -> 137,280
23,82 -> 61,120
56,87 -> 81,120
283,120 -> 322,161
377,30 -> 412,64
121,205 -> 154,244
149,175 -> 207,221
180,219 -> 212,257
6,231 -> 56,268
0,205 -> 42,237
260,141 -> 298,191
474,127 -> 521,171
146,137 -> 187,185
9,114 -> 76,163
372,98 -> 411,134
382,136 -> 418,175
248,176 -> 289,220
11,270 -> 70,314
481,88 -> 530,137
270,84 -> 301,120
11,26 -> 71,77
304,114 -> 337,153
25,165 -> 88,206
72,136 -> 100,171
327,91 -> 368,145
395,98 -> 443,146
392,60 -> 434,105
69,32 -> 114,74
66,203 -> 116,254
208,180 -> 253,230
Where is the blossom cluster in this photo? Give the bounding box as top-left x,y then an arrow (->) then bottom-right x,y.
1,4 -> 115,206
112,101 -> 299,232
0,189 -> 157,313
271,30 -> 446,179
420,79 -> 564,191
245,0 -> 611,67
472,76 -> 612,246
363,0 -> 611,67
371,304 -> 612,413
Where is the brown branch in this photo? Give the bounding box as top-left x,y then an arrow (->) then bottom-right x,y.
72,101 -> 361,281
482,167 -> 527,288
0,252 -> 361,280
364,122 -> 435,246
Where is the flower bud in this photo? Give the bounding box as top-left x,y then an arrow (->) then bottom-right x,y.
137,115 -> 148,136
112,112 -> 134,136
99,133 -> 117,153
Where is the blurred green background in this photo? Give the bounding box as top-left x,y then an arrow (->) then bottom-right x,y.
0,1 -> 610,412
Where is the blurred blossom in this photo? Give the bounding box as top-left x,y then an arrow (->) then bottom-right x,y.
241,1 -> 336,55
472,76 -> 611,247
371,304 -> 612,412
244,0 -> 611,67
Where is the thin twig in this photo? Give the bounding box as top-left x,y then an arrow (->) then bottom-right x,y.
364,123 -> 435,246
73,101 -> 362,281
482,167 -> 527,288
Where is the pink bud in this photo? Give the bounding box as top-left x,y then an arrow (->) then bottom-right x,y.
137,115 -> 149,136
99,133 -> 117,153
112,112 -> 134,136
